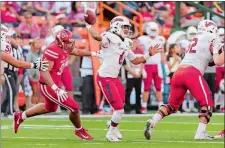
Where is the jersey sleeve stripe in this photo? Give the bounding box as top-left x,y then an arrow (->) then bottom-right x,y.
45,49 -> 59,56
45,51 -> 58,59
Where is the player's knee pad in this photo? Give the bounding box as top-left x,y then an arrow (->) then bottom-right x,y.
158,104 -> 176,117
198,107 -> 212,123
111,109 -> 124,124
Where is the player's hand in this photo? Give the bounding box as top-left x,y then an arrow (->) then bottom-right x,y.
149,44 -> 162,56
51,84 -> 68,102
32,58 -> 49,71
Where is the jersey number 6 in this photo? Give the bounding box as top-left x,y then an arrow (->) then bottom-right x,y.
118,51 -> 125,64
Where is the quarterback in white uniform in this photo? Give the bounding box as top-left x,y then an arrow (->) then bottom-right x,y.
144,20 -> 224,140
138,22 -> 166,113
86,16 -> 161,142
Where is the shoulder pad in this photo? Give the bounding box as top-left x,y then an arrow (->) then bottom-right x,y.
101,31 -> 122,44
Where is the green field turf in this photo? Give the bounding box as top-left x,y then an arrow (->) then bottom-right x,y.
1,113 -> 224,148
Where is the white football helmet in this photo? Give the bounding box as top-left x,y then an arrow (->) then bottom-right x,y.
186,26 -> 197,41
1,24 -> 11,53
52,25 -> 64,38
145,22 -> 159,37
218,28 -> 224,43
197,20 -> 218,41
110,16 -> 131,38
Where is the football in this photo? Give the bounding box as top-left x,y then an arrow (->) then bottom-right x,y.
84,10 -> 96,25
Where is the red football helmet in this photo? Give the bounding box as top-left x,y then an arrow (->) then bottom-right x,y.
55,29 -> 75,53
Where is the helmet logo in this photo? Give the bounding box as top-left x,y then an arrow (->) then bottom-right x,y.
111,18 -> 124,24
205,21 -> 216,27
61,30 -> 68,39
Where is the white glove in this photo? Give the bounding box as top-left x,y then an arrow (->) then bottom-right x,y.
213,36 -> 223,54
32,58 -> 49,71
51,84 -> 68,102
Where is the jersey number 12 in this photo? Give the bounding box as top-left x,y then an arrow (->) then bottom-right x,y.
187,38 -> 198,53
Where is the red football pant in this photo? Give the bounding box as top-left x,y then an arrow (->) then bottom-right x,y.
168,66 -> 214,111
216,67 -> 224,91
97,74 -> 125,110
143,64 -> 162,91
40,84 -> 79,112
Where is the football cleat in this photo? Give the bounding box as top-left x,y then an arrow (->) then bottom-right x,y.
75,127 -> 94,140
144,119 -> 155,140
13,112 -> 24,134
194,131 -> 215,140
140,107 -> 147,114
106,129 -> 121,142
106,120 -> 122,139
214,130 -> 224,139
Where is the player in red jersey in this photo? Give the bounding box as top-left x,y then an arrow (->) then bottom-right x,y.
13,29 -> 99,140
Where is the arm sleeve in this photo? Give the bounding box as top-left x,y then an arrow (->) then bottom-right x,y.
127,50 -> 137,61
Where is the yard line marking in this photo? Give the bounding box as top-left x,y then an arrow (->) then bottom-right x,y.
132,140 -> 224,144
2,113 -> 224,119
2,136 -> 223,144
1,125 -> 220,133
47,119 -> 224,125
26,143 -> 57,146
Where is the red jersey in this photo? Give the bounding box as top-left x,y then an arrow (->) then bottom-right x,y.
40,42 -> 69,86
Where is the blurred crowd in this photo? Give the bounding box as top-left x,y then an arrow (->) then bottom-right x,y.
1,2 -> 224,116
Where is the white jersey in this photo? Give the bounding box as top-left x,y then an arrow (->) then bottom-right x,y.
98,32 -> 136,78
180,34 -> 214,75
138,35 -> 164,64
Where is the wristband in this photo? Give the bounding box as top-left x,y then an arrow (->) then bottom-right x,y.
86,24 -> 92,30
51,84 -> 58,91
144,54 -> 150,61
91,51 -> 97,56
30,63 -> 34,69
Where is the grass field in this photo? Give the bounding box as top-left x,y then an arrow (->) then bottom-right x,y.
1,113 -> 224,148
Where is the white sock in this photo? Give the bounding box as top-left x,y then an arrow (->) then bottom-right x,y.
99,99 -> 104,110
158,101 -> 163,109
182,100 -> 187,109
22,112 -> 27,120
142,102 -> 147,108
152,113 -> 162,125
110,125 -> 116,131
75,126 -> 82,130
196,122 -> 207,134
189,100 -> 194,108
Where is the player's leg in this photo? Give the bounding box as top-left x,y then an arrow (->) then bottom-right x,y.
97,75 -> 124,141
144,70 -> 187,140
153,68 -> 163,108
41,84 -> 93,140
142,65 -> 153,113
13,84 -> 58,133
134,78 -> 142,113
187,72 -> 214,139
124,78 -> 134,113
